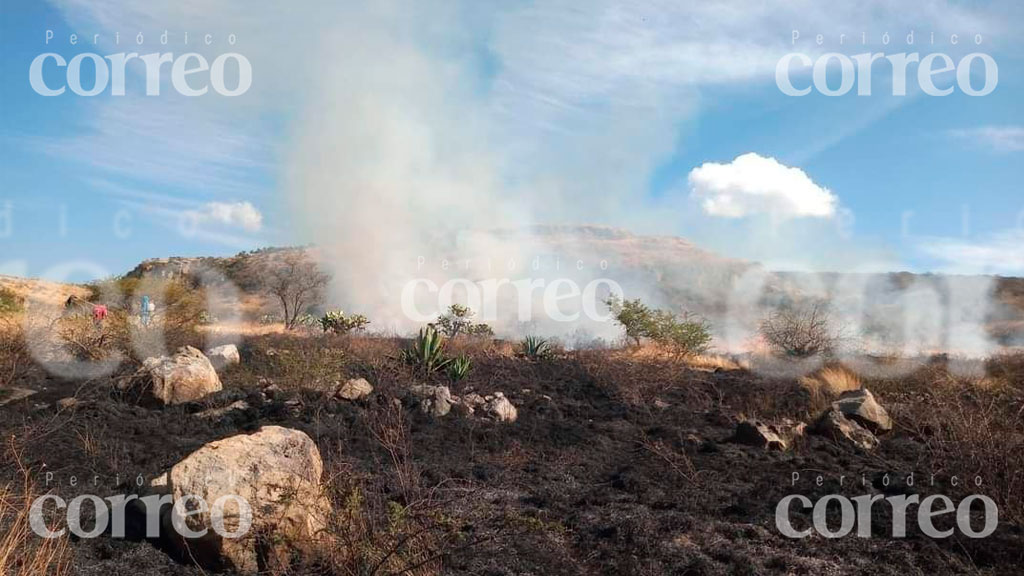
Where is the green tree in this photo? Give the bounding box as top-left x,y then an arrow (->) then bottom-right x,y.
605,295 -> 712,354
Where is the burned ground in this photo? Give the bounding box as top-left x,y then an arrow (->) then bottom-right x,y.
1,333 -> 1023,575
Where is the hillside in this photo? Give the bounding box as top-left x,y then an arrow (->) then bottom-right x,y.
4,226 -> 1023,347
116,227 -> 1024,348
0,274 -> 89,309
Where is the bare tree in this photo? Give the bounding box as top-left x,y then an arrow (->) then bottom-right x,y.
759,300 -> 839,358
263,250 -> 330,329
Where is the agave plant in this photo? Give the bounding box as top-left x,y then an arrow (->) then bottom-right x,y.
447,354 -> 473,383
520,335 -> 551,359
401,325 -> 451,374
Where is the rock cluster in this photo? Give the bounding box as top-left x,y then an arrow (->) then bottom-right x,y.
407,385 -> 518,423
734,387 -> 892,452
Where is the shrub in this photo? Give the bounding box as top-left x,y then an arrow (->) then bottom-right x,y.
520,335 -> 551,359
320,310 -> 370,335
0,288 -> 24,315
603,296 -> 651,346
760,301 -> 839,358
401,326 -> 451,374
54,311 -> 135,362
446,354 -> 472,383
605,295 -> 713,354
433,304 -> 493,338
646,309 -> 712,354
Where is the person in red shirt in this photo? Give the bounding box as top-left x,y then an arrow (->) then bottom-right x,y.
92,304 -> 108,324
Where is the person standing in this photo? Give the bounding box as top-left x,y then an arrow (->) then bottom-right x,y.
141,295 -> 151,326
92,304 -> 107,326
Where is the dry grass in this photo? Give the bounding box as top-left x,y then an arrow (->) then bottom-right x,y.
867,356 -> 1024,525
683,353 -> 744,372
0,276 -> 87,310
0,443 -> 71,576
608,343 -> 742,371
305,403 -> 492,576
0,318 -> 29,388
799,365 -> 862,413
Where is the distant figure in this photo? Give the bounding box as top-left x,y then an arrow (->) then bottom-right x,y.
63,295 -> 93,316
92,304 -> 108,325
141,295 -> 151,326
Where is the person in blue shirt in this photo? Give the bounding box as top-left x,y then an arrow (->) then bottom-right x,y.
141,295 -> 151,326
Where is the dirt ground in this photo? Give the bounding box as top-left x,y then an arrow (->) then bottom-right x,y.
1,333 -> 1022,575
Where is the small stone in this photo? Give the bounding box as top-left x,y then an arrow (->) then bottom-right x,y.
335,378 -> 373,401
57,397 -> 81,410
734,420 -> 788,451
483,392 -> 518,423
195,400 -> 250,420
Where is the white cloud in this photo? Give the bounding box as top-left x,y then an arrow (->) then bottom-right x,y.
688,153 -> 838,219
915,230 -> 1024,275
186,202 -> 264,232
947,125 -> 1024,153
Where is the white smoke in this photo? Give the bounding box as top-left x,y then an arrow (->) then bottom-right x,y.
42,0 -> 1017,352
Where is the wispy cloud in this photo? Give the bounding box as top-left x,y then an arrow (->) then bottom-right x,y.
915,229 -> 1024,275
947,125 -> 1024,153
89,178 -> 269,248
186,201 -> 263,232
35,97 -> 271,197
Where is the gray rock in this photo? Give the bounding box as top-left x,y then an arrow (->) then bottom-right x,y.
194,400 -> 250,420
409,384 -> 453,417
811,408 -> 880,451
205,344 -> 241,371
833,388 -> 892,434
140,346 -> 222,405
483,392 -> 518,423
150,426 -> 330,573
734,420 -> 789,451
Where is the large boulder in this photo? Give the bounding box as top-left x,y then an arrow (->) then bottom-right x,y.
811,409 -> 879,451
142,346 -> 222,405
150,426 -> 330,573
206,344 -> 241,371
832,388 -> 892,433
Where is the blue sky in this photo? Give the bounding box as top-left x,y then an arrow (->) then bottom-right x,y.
1,0 -> 1022,282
